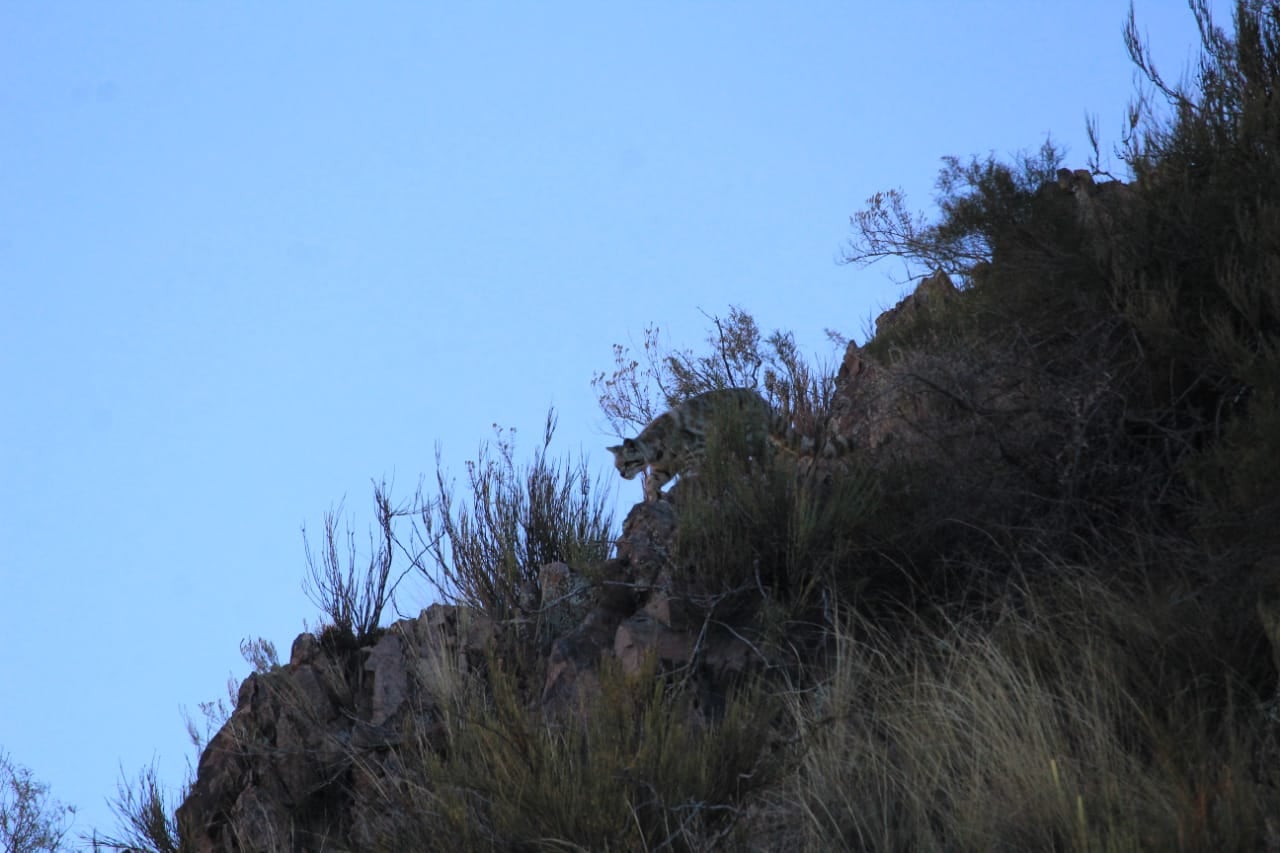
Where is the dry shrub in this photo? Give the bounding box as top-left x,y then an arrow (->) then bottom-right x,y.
412,409 -> 615,625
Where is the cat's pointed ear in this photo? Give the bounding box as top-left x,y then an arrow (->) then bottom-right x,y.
607,444 -> 623,454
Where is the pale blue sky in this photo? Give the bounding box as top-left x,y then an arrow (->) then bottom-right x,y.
1,1 -> 1221,840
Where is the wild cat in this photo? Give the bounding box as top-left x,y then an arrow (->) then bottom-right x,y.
607,388 -> 847,502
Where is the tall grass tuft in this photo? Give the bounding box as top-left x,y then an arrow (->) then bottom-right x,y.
354,650 -> 778,852
786,559 -> 1273,852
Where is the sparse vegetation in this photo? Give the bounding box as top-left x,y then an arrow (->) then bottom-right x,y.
411,408 -> 616,625
302,481 -> 403,645
592,306 -> 841,440
92,763 -> 184,853
844,139 -> 1072,285
0,751 -> 73,853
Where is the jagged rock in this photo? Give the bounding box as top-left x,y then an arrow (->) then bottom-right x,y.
418,602 -> 494,662
642,589 -> 692,630
833,341 -> 889,449
872,268 -> 958,339
614,612 -> 697,675
289,631 -> 320,666
538,503 -> 681,705
537,561 -> 593,638
364,630 -> 409,728
177,659 -> 354,853
832,267 -> 1082,475
832,345 -> 920,455
829,270 -> 970,455
541,560 -> 639,706
1054,167 -> 1137,269
177,605 -> 491,853
613,497 -> 678,592
542,625 -> 606,706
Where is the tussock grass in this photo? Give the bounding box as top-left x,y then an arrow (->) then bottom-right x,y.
786,562 -> 1275,852
355,651 -> 777,852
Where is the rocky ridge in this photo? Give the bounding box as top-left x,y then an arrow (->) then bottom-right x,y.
175,169 -> 1280,851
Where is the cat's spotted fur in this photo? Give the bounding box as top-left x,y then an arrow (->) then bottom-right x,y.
607,388 -> 850,502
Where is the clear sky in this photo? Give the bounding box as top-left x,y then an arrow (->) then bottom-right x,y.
1,1 -> 1225,840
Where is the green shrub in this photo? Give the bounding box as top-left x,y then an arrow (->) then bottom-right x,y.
669,396 -> 875,626
595,307 -> 873,631
1119,0 -> 1280,558
837,2 -> 1280,606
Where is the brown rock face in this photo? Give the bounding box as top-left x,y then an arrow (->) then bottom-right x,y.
541,555 -> 643,706
832,270 -> 963,454
176,605 -> 492,853
871,268 -> 958,340
178,488 -> 766,849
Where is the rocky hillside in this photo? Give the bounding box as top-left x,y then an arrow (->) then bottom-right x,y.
178,224 -> 1280,851
174,267 -> 971,851
161,7 -> 1280,848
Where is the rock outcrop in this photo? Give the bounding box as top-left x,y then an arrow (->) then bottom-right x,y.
871,267 -> 958,340
177,268 -> 983,852
178,497 -> 763,850
176,605 -> 494,852
180,186 -> 1220,848
1054,167 -> 1137,268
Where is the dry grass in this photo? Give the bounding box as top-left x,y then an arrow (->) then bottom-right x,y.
353,651 -> 777,852
785,564 -> 1275,852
